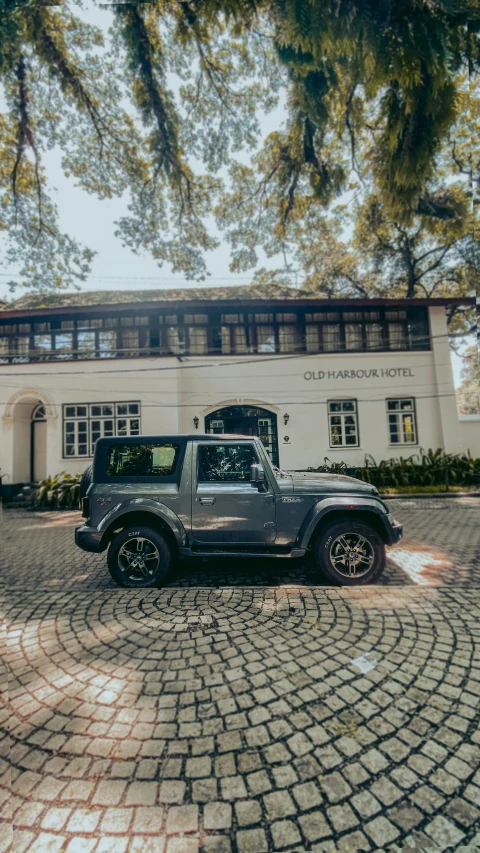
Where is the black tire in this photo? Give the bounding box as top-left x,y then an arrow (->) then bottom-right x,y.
314,519 -> 385,586
107,525 -> 172,588
79,465 -> 93,501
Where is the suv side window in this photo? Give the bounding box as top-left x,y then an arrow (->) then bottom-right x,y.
198,444 -> 258,482
107,443 -> 180,477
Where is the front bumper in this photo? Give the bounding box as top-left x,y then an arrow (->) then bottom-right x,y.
75,525 -> 105,553
387,519 -> 403,545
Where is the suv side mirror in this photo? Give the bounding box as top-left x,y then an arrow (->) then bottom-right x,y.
250,463 -> 265,484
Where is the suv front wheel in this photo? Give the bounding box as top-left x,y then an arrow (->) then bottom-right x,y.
314,519 -> 385,586
108,525 -> 172,588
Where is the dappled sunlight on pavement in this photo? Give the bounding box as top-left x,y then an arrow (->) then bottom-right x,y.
14,511 -> 81,530
387,543 -> 454,586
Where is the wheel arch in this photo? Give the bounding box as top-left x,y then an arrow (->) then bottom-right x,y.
98,503 -> 185,552
298,499 -> 390,549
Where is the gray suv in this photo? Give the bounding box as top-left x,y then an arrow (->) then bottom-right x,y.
75,434 -> 402,588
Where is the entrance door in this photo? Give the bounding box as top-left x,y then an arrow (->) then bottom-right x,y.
32,421 -> 47,482
31,404 -> 47,483
205,406 -> 279,465
192,441 -> 276,545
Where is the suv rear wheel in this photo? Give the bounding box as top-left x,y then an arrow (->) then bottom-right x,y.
314,519 -> 385,586
108,525 -> 172,588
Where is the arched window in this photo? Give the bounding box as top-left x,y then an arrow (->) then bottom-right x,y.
31,404 -> 46,421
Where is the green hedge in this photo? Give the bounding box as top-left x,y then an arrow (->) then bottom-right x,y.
308,449 -> 480,489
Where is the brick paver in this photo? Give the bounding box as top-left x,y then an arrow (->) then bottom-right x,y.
2,498 -> 480,851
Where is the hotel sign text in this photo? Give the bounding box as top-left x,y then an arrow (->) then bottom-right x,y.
304,367 -> 415,381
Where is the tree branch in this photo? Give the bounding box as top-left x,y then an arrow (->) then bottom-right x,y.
12,56 -> 49,241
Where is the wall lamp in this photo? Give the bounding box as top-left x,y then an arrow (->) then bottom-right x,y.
283,413 -> 290,426
193,416 -> 199,430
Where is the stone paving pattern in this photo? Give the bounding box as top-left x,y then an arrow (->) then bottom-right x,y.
1,498 -> 480,852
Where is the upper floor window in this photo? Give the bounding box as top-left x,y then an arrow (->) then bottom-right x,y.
34,334 -> 52,353
388,322 -> 406,349
121,329 -> 140,355
184,314 -> 208,324
222,313 -> 244,323
0,338 -> 9,360
365,323 -> 384,350
257,325 -> 275,353
328,400 -> 359,448
78,318 -> 103,329
188,326 -> 208,355
0,305 -> 431,362
278,324 -> 299,353
276,313 -> 296,322
323,324 -> 342,351
345,323 -> 363,350
387,398 -> 417,445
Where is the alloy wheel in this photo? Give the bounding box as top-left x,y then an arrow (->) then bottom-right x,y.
118,536 -> 160,581
329,532 -> 375,578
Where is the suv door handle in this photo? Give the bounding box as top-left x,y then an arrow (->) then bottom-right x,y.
264,494 -> 274,503
199,497 -> 216,505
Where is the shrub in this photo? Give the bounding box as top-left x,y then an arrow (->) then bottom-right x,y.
35,472 -> 82,509
308,449 -> 480,489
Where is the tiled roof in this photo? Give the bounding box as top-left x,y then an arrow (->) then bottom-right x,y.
3,283 -> 320,311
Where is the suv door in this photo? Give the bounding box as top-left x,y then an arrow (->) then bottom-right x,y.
191,441 -> 276,546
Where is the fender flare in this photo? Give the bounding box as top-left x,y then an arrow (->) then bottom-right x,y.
297,496 -> 390,550
97,498 -> 187,548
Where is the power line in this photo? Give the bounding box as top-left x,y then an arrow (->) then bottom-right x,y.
0,392 -> 469,407
0,273 -> 282,281
0,379 -> 457,395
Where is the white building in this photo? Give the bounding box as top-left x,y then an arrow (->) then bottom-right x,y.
0,285 -> 478,497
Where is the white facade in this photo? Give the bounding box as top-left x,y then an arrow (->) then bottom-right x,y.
1,302 -> 479,489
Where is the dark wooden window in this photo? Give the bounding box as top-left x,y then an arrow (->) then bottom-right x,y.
0,306 -> 431,361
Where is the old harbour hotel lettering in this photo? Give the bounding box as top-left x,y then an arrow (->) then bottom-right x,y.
304,367 -> 415,381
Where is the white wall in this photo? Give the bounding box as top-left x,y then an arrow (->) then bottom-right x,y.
3,337 -> 475,484
458,418 -> 480,457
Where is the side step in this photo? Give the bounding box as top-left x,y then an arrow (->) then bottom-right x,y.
179,547 -> 306,559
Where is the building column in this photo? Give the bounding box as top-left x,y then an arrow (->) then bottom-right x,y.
1,416 -> 15,489
46,411 -> 60,479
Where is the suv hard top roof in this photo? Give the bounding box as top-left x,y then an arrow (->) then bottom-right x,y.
95,433 -> 261,446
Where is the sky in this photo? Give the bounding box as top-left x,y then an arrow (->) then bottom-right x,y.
0,1 -> 471,388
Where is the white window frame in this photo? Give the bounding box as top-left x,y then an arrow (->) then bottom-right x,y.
328,399 -> 360,448
63,406 -> 89,458
63,401 -> 141,458
208,419 -> 225,434
386,398 -> 418,445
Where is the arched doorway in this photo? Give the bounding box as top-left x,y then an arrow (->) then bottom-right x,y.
8,395 -> 49,485
205,405 -> 279,465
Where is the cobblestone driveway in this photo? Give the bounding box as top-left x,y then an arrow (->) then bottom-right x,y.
2,499 -> 480,852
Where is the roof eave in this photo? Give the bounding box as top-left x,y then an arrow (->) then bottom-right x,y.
0,295 -> 475,319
